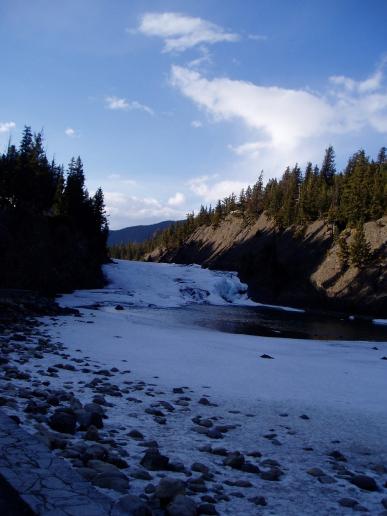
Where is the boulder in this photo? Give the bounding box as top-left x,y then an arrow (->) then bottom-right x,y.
260,467 -> 283,481
223,452 -> 245,470
155,478 -> 186,504
48,410 -> 76,434
140,449 -> 170,471
93,471 -> 129,493
112,494 -> 152,515
350,474 -> 379,491
166,495 -> 196,516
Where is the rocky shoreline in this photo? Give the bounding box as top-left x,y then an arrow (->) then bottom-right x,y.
0,297 -> 386,515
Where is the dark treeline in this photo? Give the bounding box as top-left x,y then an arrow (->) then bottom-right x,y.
0,127 -> 109,292
111,146 -> 387,262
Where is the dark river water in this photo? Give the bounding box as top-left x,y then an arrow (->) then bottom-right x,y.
150,304 -> 387,342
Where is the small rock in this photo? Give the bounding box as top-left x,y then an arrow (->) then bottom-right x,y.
84,444 -> 109,461
260,467 -> 283,481
155,478 -> 186,504
191,462 -> 209,474
130,470 -> 153,481
233,480 -> 253,488
145,407 -> 164,417
197,503 -> 218,515
169,461 -> 186,473
206,428 -> 223,440
223,452 -> 245,470
112,494 -> 152,516
246,450 -> 262,458
93,471 -> 129,493
241,463 -> 260,474
249,496 -> 267,506
307,467 -> 325,477
167,495 -> 196,516
144,484 -> 155,494
128,429 -> 144,440
350,474 -> 378,492
329,450 -> 347,462
211,447 -> 228,456
84,425 -> 100,441
140,449 -> 170,471
192,416 -> 213,428
339,498 -> 359,508
318,475 -> 337,484
48,410 -> 76,434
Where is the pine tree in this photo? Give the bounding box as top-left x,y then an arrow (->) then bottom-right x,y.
349,224 -> 372,268
212,200 -> 223,227
377,146 -> 386,164
0,127 -> 109,292
320,146 -> 336,186
63,156 -> 88,221
337,233 -> 349,268
19,126 -> 33,155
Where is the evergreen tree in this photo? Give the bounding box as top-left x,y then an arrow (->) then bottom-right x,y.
320,146 -> 336,186
349,224 -> 372,268
337,233 -> 349,268
377,146 -> 386,164
212,200 -> 223,226
63,156 -> 88,221
0,129 -> 109,292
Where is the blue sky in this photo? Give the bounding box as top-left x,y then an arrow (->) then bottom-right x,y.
1,0 -> 386,228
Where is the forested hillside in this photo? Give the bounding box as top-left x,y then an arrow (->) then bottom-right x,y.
0,127 -> 108,293
111,146 -> 386,264
110,147 -> 387,315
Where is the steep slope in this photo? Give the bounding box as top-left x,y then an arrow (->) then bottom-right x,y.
108,220 -> 177,246
147,213 -> 387,316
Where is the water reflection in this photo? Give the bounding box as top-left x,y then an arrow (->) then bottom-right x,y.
160,304 -> 387,342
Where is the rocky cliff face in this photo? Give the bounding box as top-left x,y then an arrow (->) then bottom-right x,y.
147,214 -> 387,316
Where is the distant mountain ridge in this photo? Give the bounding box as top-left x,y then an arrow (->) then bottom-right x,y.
108,220 -> 177,246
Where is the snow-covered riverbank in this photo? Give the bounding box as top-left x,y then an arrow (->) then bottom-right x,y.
1,260 -> 386,515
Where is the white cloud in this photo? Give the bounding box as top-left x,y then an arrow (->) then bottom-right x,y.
105,191 -> 184,229
105,96 -> 154,115
188,175 -> 246,202
170,65 -> 387,158
64,127 -> 76,137
228,141 -> 268,157
329,69 -> 383,94
129,100 -> 154,116
106,96 -> 129,110
0,121 -> 16,133
137,12 -> 239,53
187,46 -> 212,69
168,192 -> 186,206
191,120 -> 202,128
